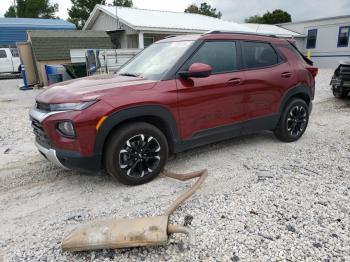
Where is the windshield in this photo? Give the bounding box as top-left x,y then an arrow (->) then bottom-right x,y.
118,41 -> 194,80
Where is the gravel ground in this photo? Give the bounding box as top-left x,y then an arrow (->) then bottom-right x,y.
0,69 -> 349,262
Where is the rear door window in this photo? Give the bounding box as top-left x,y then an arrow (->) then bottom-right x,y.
0,50 -> 7,58
241,41 -> 279,69
186,41 -> 238,74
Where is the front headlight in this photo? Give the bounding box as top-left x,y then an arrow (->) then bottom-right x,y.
57,121 -> 76,138
49,100 -> 97,111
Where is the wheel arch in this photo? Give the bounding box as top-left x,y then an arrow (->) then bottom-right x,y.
94,105 -> 180,163
279,85 -> 311,114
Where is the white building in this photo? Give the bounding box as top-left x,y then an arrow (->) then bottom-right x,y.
83,5 -> 299,50
279,15 -> 350,68
242,23 -> 302,38
83,5 -> 255,49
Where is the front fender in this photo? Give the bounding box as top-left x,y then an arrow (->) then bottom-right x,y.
93,105 -> 180,156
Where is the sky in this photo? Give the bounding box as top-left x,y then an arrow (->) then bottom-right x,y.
1,0 -> 350,23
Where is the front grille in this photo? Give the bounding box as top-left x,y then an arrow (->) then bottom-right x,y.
36,102 -> 51,112
31,118 -> 51,148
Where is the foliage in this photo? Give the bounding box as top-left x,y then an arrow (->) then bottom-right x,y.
68,0 -> 106,29
4,6 -> 17,17
113,0 -> 133,7
68,0 -> 133,29
245,9 -> 291,24
185,2 -> 222,19
4,0 -> 58,18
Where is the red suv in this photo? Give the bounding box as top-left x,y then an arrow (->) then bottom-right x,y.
30,32 -> 318,185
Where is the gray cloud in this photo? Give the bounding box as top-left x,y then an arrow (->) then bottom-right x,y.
1,0 -> 349,23
195,0 -> 350,22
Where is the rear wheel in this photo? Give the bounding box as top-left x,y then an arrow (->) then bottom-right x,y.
274,98 -> 309,142
332,85 -> 348,99
104,122 -> 168,185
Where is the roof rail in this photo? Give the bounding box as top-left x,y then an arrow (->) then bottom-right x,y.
204,30 -> 278,38
165,35 -> 177,39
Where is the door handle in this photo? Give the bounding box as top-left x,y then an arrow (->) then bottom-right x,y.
281,72 -> 292,78
227,78 -> 242,86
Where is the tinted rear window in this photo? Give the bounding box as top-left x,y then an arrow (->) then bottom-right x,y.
285,41 -> 313,65
242,41 -> 279,69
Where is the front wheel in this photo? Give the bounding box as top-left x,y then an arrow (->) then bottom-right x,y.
332,85 -> 348,99
274,98 -> 309,142
104,122 -> 168,185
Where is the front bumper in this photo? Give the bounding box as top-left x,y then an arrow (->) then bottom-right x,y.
30,107 -> 101,173
35,141 -> 101,172
35,141 -> 67,169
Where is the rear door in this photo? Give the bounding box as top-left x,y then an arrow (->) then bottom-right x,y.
240,41 -> 298,119
176,40 -> 246,139
0,49 -> 13,73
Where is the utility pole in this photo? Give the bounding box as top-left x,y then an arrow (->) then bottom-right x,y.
14,0 -> 17,17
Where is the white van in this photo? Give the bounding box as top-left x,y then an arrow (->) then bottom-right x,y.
0,48 -> 21,74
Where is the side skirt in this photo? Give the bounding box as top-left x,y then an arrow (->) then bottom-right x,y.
173,114 -> 280,153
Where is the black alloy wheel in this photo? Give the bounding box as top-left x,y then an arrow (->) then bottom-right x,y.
274,98 -> 309,142
286,105 -> 308,137
105,122 -> 168,185
119,134 -> 161,178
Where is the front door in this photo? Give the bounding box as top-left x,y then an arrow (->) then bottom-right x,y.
176,41 -> 246,140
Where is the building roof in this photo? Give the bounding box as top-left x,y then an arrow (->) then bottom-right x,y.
0,18 -> 75,29
278,15 -> 350,25
27,30 -> 112,61
0,18 -> 76,46
84,5 -> 255,33
241,23 -> 303,37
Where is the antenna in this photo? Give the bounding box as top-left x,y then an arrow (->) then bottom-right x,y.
14,0 -> 17,17
115,4 -> 118,29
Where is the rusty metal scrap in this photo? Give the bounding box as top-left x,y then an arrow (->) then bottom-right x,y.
62,169 -> 208,251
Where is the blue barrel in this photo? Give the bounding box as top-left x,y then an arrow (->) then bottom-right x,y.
45,65 -> 58,85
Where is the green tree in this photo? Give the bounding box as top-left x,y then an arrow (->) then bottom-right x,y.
185,2 -> 222,19
4,6 -> 16,17
4,0 -> 58,18
244,15 -> 264,24
68,0 -> 105,29
113,0 -> 133,7
245,9 -> 291,24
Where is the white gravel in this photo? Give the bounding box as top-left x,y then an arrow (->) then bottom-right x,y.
0,69 -> 349,261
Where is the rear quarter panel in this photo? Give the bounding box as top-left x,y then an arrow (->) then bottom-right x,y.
277,45 -> 315,99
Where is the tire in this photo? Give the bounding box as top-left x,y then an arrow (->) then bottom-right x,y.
104,122 -> 168,185
332,85 -> 348,99
274,98 -> 309,142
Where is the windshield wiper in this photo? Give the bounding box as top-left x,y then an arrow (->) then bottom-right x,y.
119,72 -> 140,77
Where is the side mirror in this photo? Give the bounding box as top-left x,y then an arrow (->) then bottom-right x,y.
179,63 -> 212,79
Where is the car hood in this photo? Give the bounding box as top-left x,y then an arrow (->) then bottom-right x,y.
36,74 -> 157,104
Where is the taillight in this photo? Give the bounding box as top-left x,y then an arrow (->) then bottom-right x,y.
306,67 -> 318,78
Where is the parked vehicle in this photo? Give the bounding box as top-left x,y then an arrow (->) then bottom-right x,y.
30,32 -> 318,185
0,48 -> 21,74
330,60 -> 350,98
